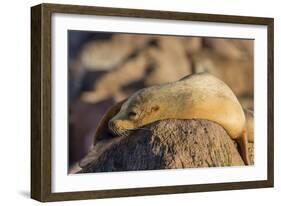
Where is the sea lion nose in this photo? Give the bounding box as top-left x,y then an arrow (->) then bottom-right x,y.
108,120 -> 116,134
109,119 -> 120,129
108,119 -> 124,135
108,120 -> 114,129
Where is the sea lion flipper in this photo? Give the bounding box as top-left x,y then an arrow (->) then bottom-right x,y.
244,108 -> 254,142
93,98 -> 127,145
238,129 -> 250,165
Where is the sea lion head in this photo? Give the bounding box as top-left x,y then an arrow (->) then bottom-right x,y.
108,88 -> 161,136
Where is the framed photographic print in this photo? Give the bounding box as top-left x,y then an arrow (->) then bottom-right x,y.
31,3 -> 274,202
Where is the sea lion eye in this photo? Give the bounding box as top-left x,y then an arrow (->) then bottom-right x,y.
128,111 -> 137,119
151,105 -> 159,112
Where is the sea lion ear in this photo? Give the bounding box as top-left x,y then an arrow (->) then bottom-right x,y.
151,105 -> 160,112
92,98 -> 127,145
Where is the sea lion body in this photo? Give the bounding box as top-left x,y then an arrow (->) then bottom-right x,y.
92,73 -> 251,165
109,73 -> 245,139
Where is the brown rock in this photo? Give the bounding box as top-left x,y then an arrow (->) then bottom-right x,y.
79,119 -> 253,173
239,96 -> 254,110
81,36 -> 194,104
144,36 -> 192,85
181,36 -> 202,54
204,38 -> 253,60
80,34 -> 153,71
81,51 -> 150,103
191,49 -> 253,96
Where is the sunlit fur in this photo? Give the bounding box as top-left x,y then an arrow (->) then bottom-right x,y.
108,72 -> 245,139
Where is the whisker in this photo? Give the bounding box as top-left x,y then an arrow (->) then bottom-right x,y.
114,129 -> 118,135
116,129 -> 120,136
109,122 -> 132,137
113,127 -> 118,136
124,131 -> 130,137
117,130 -> 122,137
109,122 -> 114,134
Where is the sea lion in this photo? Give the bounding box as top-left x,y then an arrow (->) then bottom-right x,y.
92,72 -> 252,165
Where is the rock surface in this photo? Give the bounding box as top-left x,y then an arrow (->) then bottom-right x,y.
79,119 -> 253,173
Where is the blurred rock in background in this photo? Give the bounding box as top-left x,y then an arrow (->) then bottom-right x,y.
68,31 -> 254,168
